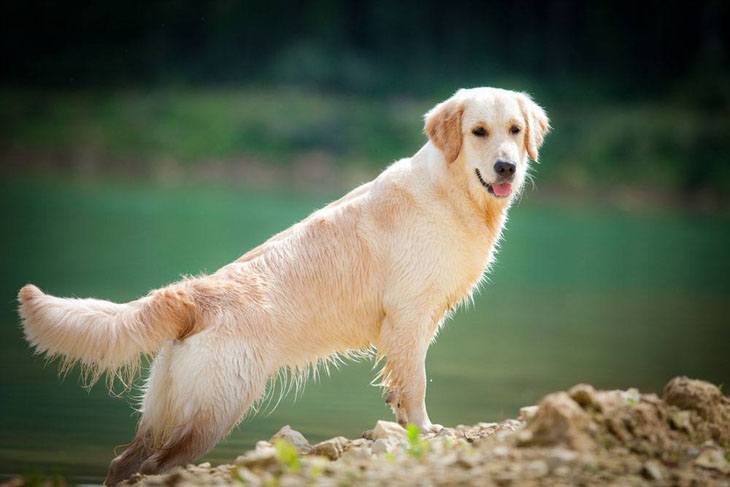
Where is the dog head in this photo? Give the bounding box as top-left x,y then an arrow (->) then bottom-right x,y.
425,88 -> 549,201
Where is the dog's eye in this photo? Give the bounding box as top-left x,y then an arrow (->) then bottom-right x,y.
472,127 -> 487,137
510,125 -> 521,135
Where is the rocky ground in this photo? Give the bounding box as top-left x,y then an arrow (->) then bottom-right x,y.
111,377 -> 730,486
6,377 -> 729,486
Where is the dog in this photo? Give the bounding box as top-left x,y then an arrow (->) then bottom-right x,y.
17,87 -> 549,484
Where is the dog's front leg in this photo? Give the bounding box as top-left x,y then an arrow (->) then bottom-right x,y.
385,388 -> 408,425
377,315 -> 438,432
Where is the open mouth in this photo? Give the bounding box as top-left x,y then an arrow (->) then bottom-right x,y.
475,169 -> 512,198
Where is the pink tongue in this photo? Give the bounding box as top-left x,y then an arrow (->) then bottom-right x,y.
492,183 -> 512,197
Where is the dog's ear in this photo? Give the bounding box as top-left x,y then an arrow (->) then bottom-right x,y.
517,93 -> 550,162
424,97 -> 465,163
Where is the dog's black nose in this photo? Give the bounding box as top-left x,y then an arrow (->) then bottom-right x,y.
494,160 -> 516,180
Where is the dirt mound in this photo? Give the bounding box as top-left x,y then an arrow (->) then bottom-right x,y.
520,377 -> 729,459
103,377 -> 730,485
663,376 -> 730,446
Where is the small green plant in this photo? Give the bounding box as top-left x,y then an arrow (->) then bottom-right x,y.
309,463 -> 323,479
231,466 -> 246,484
274,439 -> 301,473
406,423 -> 429,459
442,437 -> 454,450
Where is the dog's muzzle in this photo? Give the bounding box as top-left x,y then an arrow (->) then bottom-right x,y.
475,168 -> 513,198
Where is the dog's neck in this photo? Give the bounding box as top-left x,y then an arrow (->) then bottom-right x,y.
412,142 -> 512,236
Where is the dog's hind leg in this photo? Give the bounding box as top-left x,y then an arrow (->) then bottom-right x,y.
143,337 -> 268,476
105,433 -> 152,485
105,336 -> 269,483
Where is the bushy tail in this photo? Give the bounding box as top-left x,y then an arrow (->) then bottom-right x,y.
17,283 -> 200,387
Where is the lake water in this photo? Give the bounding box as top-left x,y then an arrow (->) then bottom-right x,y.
1,180 -> 728,481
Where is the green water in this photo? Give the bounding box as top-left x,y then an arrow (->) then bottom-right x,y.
1,180 -> 728,481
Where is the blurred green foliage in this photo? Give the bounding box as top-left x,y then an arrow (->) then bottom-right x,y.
2,84 -> 729,199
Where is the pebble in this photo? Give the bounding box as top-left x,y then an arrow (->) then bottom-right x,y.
310,436 -> 349,460
519,405 -> 539,421
546,446 -> 578,467
372,438 -> 396,455
492,446 -> 510,458
234,446 -> 277,470
642,459 -> 664,480
525,460 -> 549,478
670,410 -> 693,433
371,420 -> 407,440
694,447 -> 730,474
271,425 -> 311,453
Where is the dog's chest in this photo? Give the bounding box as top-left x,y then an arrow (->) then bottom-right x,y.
449,234 -> 494,299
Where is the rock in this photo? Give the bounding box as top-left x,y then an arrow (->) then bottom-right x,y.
310,436 -> 349,460
686,446 -> 700,458
371,420 -> 407,440
372,438 -> 397,455
340,444 -> 372,463
519,392 -> 595,451
597,390 -> 637,413
516,429 -> 533,443
255,440 -> 273,451
492,446 -> 510,458
280,474 -> 304,487
436,427 -> 458,439
437,450 -> 459,467
663,377 -> 724,418
455,450 -> 480,469
500,419 -> 523,431
235,446 -> 278,470
233,466 -> 260,484
569,383 -> 598,409
546,446 -> 578,468
663,376 -> 730,445
694,447 -> 730,474
669,410 -> 693,433
525,460 -> 549,478
519,405 -> 539,421
495,430 -> 512,442
350,438 -> 370,449
641,459 -> 664,480
271,425 -> 311,453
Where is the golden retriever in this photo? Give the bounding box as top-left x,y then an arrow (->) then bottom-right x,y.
17,87 -> 549,484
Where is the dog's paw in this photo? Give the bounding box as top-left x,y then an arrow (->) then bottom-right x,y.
411,421 -> 443,434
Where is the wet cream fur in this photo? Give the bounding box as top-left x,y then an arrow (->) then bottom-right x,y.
17,87 -> 549,484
